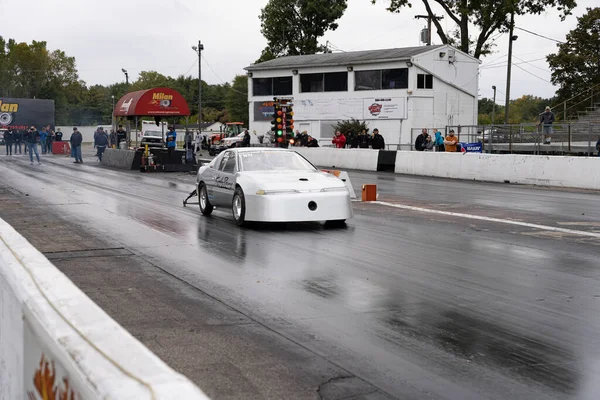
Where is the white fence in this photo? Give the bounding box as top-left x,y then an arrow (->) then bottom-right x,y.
0,217 -> 209,400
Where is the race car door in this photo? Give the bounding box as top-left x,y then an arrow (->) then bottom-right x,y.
213,150 -> 237,206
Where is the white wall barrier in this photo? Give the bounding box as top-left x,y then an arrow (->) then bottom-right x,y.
394,152 -> 600,190
293,147 -> 379,171
0,217 -> 209,400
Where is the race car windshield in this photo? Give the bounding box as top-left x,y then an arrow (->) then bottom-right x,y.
144,131 -> 162,136
239,151 -> 316,172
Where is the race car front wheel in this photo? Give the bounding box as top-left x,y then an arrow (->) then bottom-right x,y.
199,183 -> 213,215
232,187 -> 246,226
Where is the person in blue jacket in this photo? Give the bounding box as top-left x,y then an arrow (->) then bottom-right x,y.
166,126 -> 177,156
434,129 -> 445,152
39,127 -> 48,154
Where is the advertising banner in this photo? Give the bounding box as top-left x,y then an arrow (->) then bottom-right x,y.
363,97 -> 406,120
460,142 -> 483,153
294,98 -> 363,120
253,101 -> 276,121
0,98 -> 55,131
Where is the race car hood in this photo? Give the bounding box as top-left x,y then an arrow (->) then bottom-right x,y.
241,170 -> 345,191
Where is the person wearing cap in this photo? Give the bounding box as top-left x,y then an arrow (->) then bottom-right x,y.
444,129 -> 459,152
538,106 -> 555,144
25,126 -> 41,165
70,127 -> 83,163
371,128 -> 385,149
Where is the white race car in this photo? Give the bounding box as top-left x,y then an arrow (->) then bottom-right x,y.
195,148 -> 353,226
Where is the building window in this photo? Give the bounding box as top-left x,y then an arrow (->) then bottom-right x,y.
417,74 -> 433,89
252,77 -> 293,96
273,77 -> 292,95
355,68 -> 409,90
300,72 -> 348,92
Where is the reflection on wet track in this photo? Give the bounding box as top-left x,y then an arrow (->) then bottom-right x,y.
1,155 -> 600,399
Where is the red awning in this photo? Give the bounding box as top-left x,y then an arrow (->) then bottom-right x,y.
113,87 -> 191,117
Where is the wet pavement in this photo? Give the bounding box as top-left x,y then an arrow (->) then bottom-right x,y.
1,150 -> 600,400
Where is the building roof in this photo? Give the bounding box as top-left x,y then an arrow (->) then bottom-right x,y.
245,45 -> 444,71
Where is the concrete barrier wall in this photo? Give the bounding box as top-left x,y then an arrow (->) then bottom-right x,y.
394,152 -> 600,190
102,148 -> 136,170
0,217 -> 209,399
293,147 -> 379,171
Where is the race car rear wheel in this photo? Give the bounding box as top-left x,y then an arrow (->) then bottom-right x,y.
232,187 -> 246,226
198,183 -> 213,215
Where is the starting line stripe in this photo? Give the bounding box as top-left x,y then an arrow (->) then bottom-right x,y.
373,201 -> 600,239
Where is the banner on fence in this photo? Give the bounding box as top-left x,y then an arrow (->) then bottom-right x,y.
460,142 -> 483,153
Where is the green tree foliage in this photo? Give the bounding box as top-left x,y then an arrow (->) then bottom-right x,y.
371,0 -> 576,59
478,95 -> 553,124
225,75 -> 249,126
332,118 -> 369,143
257,0 -> 347,63
547,7 -> 600,110
0,36 -> 245,126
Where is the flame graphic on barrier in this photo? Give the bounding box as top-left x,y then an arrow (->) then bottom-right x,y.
27,354 -> 77,400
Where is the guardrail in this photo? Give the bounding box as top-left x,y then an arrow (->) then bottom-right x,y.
0,217 -> 209,400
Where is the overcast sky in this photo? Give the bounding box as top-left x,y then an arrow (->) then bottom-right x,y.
1,0 -> 596,103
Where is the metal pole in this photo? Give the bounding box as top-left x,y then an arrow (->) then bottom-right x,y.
427,16 -> 432,45
196,41 -> 204,135
504,11 -> 515,124
111,95 -> 115,132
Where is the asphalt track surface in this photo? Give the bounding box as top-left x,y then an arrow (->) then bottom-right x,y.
1,151 -> 600,400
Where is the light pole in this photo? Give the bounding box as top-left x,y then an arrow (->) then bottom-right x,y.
111,95 -> 115,133
122,68 -> 129,86
504,11 -> 518,124
192,41 -> 204,134
491,86 -> 496,126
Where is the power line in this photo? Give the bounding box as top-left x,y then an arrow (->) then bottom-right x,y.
201,54 -> 246,97
512,63 -> 551,83
514,26 -> 564,44
183,59 -> 198,77
481,57 -> 546,69
512,55 -> 550,73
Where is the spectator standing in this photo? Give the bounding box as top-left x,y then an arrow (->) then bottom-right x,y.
371,128 -> 385,149
306,135 -> 319,147
13,130 -> 23,154
46,125 -> 54,154
94,127 -> 109,162
444,129 -> 459,152
4,129 -> 14,155
55,128 -> 63,142
25,126 -> 41,165
539,106 -> 555,144
116,125 -> 127,148
241,129 -> 251,147
39,127 -> 48,154
166,126 -> 177,156
434,129 -> 445,152
70,127 -> 83,163
596,137 -> 600,157
184,130 -> 194,161
415,129 -> 428,151
357,129 -> 370,148
332,131 -> 346,148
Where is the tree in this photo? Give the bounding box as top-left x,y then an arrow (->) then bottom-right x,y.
225,75 -> 249,126
547,7 -> 600,108
257,0 -> 347,62
333,118 -> 370,144
371,0 -> 576,59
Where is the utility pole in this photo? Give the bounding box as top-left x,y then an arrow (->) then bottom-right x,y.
192,41 -> 204,133
415,14 -> 443,45
504,11 -> 517,124
492,86 -> 497,126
